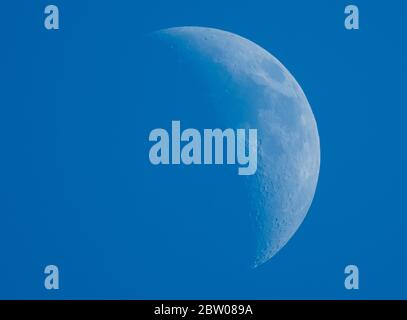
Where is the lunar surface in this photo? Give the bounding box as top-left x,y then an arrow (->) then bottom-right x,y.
138,27 -> 320,268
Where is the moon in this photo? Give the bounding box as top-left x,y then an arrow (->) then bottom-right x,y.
135,26 -> 320,269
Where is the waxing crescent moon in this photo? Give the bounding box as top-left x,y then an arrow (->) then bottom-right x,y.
140,26 -> 320,268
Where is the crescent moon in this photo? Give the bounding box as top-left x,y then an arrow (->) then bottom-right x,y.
145,26 -> 320,268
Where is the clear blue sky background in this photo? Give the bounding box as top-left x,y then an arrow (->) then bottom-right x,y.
0,0 -> 406,299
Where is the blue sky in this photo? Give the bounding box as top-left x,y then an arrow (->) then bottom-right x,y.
0,0 -> 406,299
